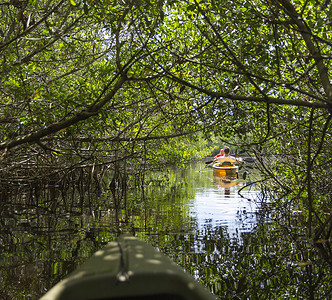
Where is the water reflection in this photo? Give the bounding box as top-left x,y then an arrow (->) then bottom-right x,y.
0,162 -> 262,299
214,175 -> 240,193
190,171 -> 259,240
1,162 -> 330,300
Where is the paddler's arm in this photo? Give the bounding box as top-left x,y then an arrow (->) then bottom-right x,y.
235,157 -> 243,163
229,156 -> 243,164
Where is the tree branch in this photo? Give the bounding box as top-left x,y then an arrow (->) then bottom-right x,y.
0,74 -> 127,151
275,0 -> 332,104
166,72 -> 330,109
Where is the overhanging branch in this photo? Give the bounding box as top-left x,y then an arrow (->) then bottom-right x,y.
0,75 -> 127,151
167,73 -> 331,109
274,0 -> 332,104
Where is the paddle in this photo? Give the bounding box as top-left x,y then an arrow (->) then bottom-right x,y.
243,157 -> 256,163
204,157 -> 256,165
236,149 -> 247,155
198,161 -> 214,172
238,150 -> 247,154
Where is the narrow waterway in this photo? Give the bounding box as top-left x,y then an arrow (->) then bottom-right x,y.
190,172 -> 260,240
1,162 -> 330,299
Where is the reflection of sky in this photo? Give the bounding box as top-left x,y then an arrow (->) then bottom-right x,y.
189,182 -> 259,239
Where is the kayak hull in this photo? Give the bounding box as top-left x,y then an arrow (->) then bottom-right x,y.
213,164 -> 238,178
41,234 -> 217,300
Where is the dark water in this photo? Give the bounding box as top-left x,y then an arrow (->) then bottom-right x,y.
0,162 -> 331,299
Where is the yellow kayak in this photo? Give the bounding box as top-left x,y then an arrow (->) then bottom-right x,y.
213,162 -> 238,178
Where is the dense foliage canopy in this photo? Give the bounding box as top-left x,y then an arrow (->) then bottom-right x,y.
0,0 -> 331,269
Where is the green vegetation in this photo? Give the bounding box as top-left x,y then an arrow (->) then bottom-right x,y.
1,0 -> 331,297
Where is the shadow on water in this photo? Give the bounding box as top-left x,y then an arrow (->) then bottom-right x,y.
0,162 -> 331,299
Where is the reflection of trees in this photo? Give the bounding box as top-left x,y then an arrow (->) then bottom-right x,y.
0,166 -> 197,299
0,175 -> 111,298
1,163 -> 331,299
145,166 -> 331,299
157,220 -> 331,299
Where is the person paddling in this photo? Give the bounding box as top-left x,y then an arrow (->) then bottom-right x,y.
214,148 -> 225,161
214,147 -> 242,165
